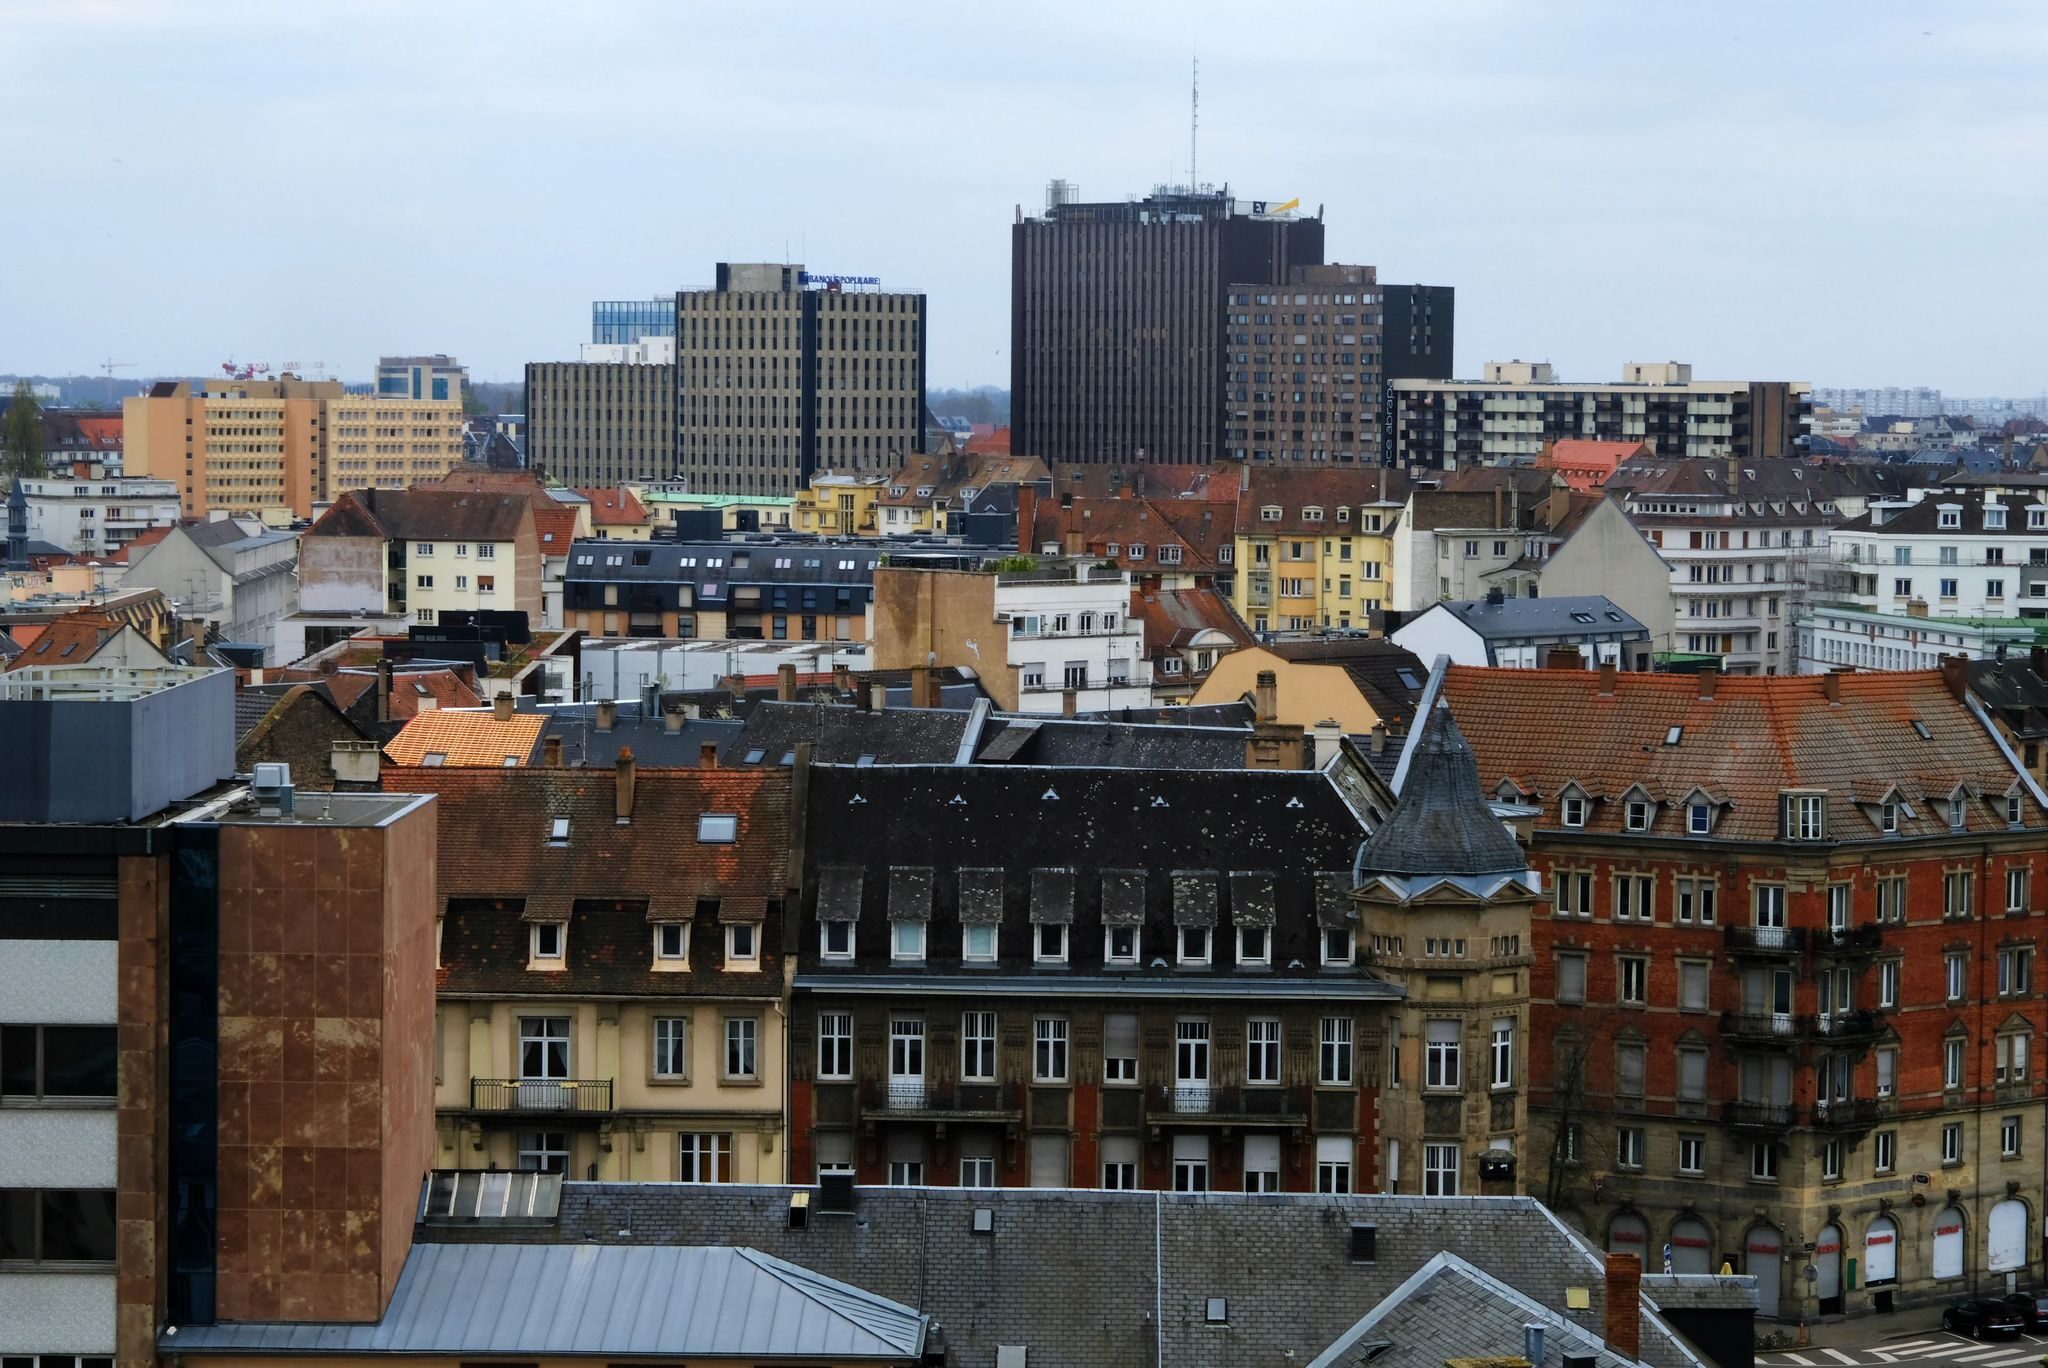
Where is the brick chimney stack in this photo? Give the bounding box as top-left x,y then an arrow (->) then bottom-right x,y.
1604,1252 -> 1641,1360
614,748 -> 637,821
777,662 -> 798,702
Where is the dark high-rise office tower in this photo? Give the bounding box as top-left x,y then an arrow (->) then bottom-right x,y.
1378,285 -> 1455,465
1011,183 -> 1324,464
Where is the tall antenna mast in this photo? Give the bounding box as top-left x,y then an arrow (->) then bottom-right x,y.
1190,56 -> 1199,191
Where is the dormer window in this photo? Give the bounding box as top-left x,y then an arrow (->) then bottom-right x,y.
1938,506 -> 1962,529
2009,794 -> 2026,826
820,921 -> 853,960
914,486 -> 934,498
530,921 -> 565,965
1784,792 -> 1826,841
1561,795 -> 1588,828
1688,801 -> 1711,836
1178,925 -> 1212,967
2029,506 -> 2048,530
1105,926 -> 1140,965
1987,507 -> 2008,529
1336,507 -> 1352,522
1261,505 -> 1283,521
726,923 -> 759,968
1322,927 -> 1354,967
1035,923 -> 1068,964
1879,800 -> 1898,834
1303,506 -> 1325,522
1128,543 -> 1146,560
1624,799 -> 1652,832
654,922 -> 688,961
891,919 -> 926,962
1950,796 -> 1967,829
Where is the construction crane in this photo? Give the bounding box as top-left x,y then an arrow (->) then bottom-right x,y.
220,359 -> 272,381
99,358 -> 134,378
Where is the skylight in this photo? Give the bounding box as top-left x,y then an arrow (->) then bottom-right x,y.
697,814 -> 738,843
1395,668 -> 1421,690
549,817 -> 570,841
422,752 -> 447,767
1665,726 -> 1683,745
1911,719 -> 1932,740
743,748 -> 766,765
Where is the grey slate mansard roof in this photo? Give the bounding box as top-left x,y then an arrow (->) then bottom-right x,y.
1435,593 -> 1647,641
160,1242 -> 929,1360
415,1186 -> 1722,1368
1355,705 -> 1530,882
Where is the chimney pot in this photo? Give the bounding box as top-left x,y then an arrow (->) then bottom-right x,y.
699,742 -> 718,769
1598,661 -> 1618,695
1696,666 -> 1717,700
614,748 -> 637,820
1061,687 -> 1078,719
542,734 -> 563,766
1369,721 -> 1388,755
596,700 -> 617,732
492,693 -> 514,721
1822,668 -> 1842,704
1603,1252 -> 1641,1361
777,662 -> 798,702
664,707 -> 683,733
1254,669 -> 1278,724
1546,646 -> 1584,670
1939,653 -> 1967,703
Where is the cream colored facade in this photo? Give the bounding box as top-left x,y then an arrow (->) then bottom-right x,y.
125,379 -> 463,519
1234,503 -> 1404,635
434,994 -> 787,1182
402,535 -> 521,624
1191,646 -> 1391,734
793,473 -> 889,535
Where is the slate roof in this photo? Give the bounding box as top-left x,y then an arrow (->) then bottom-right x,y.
384,708 -> 547,767
1967,655 -> 2048,740
1307,1251 -> 1652,1368
1261,639 -> 1429,729
1359,707 -> 1528,879
421,1186 -> 1712,1368
1078,700 -> 1257,728
533,701 -> 744,768
392,765 -> 791,998
720,700 -> 977,767
1427,594 -> 1648,642
1836,487 -> 2048,537
972,715 -> 1248,769
158,1243 -> 928,1360
1438,665 -> 2043,842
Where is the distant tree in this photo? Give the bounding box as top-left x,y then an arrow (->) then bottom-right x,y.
989,554 -> 1038,573
1,379 -> 43,480
1533,1026 -> 1612,1213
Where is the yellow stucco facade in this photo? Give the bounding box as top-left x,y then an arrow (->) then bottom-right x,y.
1190,646 -> 1390,734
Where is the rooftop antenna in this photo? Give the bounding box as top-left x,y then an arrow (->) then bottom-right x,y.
1190,56 -> 1199,191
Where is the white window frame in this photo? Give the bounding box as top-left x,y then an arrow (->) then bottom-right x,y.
724,921 -> 758,968
1033,1017 -> 1069,1083
1489,1020 -> 1514,1090
530,920 -> 566,965
819,920 -> 854,961
891,919 -> 927,963
1320,1016 -> 1355,1086
653,1016 -> 689,1080
1178,924 -> 1212,967
1034,922 -> 1068,964
962,923 -> 998,963
960,1010 -> 997,1082
817,1012 -> 853,1080
1236,925 -> 1270,966
654,921 -> 688,962
1105,925 -> 1140,966
1422,1143 -> 1460,1196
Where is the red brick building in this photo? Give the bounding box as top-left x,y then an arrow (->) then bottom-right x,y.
1436,660 -> 2048,1319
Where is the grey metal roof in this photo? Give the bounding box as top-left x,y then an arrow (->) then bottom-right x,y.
1436,593 -> 1647,641
159,1242 -> 928,1359
792,972 -> 1401,1000
1355,706 -> 1529,879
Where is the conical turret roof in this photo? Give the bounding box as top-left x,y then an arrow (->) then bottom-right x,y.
1356,704 -> 1528,879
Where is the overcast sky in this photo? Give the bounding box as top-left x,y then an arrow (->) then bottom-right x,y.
3,1 -> 2044,395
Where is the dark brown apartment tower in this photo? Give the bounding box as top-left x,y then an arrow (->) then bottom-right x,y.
1011,182 -> 1324,465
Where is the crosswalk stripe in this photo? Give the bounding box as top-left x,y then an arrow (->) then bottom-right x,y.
1965,1354 -> 2040,1368
1822,1350 -> 1859,1364
1886,1344 -> 1942,1353
1948,1348 -> 2020,1363
1870,1351 -> 1898,1362
1779,1356 -> 1815,1366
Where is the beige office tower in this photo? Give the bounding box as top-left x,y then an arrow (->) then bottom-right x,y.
124,377 -> 466,519
674,262 -> 927,497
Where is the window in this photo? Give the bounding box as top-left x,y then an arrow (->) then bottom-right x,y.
1317,1136 -> 1353,1194
1878,875 -> 1907,923
1035,923 -> 1068,964
1423,1143 -> 1460,1196
652,1017 -> 688,1079
416,542 -> 434,557
1678,1046 -> 1708,1103
1678,1134 -> 1705,1175
2010,867 -> 2030,912
817,1012 -> 852,1079
1877,1046 -> 1897,1097
1489,1019 -> 1514,1089
1874,1129 -> 1897,1174
1172,1136 -> 1211,1192
518,1131 -> 569,1174
416,575 -> 433,589
1616,1041 -> 1645,1097
678,1132 -> 731,1183
960,1154 -> 996,1188
1678,960 -> 1710,1013
1947,952 -> 1967,1001
1625,800 -> 1651,831
1999,1032 -> 2030,1084
1945,1036 -> 1966,1090
1618,956 -> 1647,1004
1424,1020 -> 1461,1089
1105,926 -> 1139,965
1617,1127 -> 1645,1169
961,1010 -> 996,1081
0,1188 -> 117,1263
1755,884 -> 1788,930
696,814 -> 738,843
962,924 -> 997,962
1942,1123 -> 1963,1165
1787,793 -> 1825,840
1561,795 -> 1587,827
1675,878 -> 1716,925
1033,1017 -> 1069,1082
887,1158 -> 925,1186
1821,1137 -> 1843,1181
1946,871 -> 1974,918
1103,1013 -> 1139,1083
518,1016 -> 569,1080
1178,925 -> 1211,966
0,1026 -> 116,1099
1237,925 -> 1270,966
891,920 -> 926,962
725,922 -> 757,967
653,921 -> 688,962
1322,926 -> 1354,966
724,1017 -> 757,1080
1321,1016 -> 1355,1085
1750,1142 -> 1778,1182
1102,1137 -> 1139,1190
1556,952 -> 1587,1004
1553,870 -> 1592,916
530,921 -> 565,963
1879,960 -> 1900,1008
820,921 -> 853,960
2000,946 -> 2033,996
1247,1018 -> 1281,1084
1614,874 -> 1653,922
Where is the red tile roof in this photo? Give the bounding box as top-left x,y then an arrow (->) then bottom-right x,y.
1129,587 -> 1254,654
575,487 -> 648,526
1031,496 -> 1236,572
3,610 -> 129,672
384,669 -> 482,721
1050,462 -> 1240,502
1439,665 -> 2040,843
384,709 -> 546,767
533,507 -> 579,554
963,428 -> 1011,455
1234,465 -> 1413,535
1536,440 -> 1648,492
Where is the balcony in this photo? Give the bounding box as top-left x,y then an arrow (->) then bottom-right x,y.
468,1078 -> 613,1114
858,1079 -> 1024,1125
1811,1009 -> 1884,1044
1810,1098 -> 1882,1131
1723,1100 -> 1801,1131
1143,1081 -> 1309,1131
1724,925 -> 1805,956
1720,1011 -> 1808,1043
1815,923 -> 1883,956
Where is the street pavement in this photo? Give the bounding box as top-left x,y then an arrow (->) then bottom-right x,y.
1759,1334 -> 2048,1368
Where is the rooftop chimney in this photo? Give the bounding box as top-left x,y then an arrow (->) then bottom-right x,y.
1906,597 -> 1930,619
777,662 -> 798,702
1696,667 -> 1717,700
1062,687 -> 1078,719
665,707 -> 684,733
911,665 -> 939,709
2032,644 -> 2048,678
1017,484 -> 1037,556
1546,646 -> 1584,670
1369,721 -> 1388,755
614,748 -> 637,821
1485,585 -> 1505,607
330,740 -> 381,789
376,657 -> 393,724
1940,653 -> 1968,703
833,662 -> 854,694
492,693 -> 514,722
1603,1252 -> 1641,1361
1063,529 -> 1084,558
699,742 -> 719,769
542,734 -> 563,766
868,680 -> 889,712
1253,669 -> 1278,724
1598,661 -> 1618,696
596,700 -> 617,732
1822,669 -> 1842,704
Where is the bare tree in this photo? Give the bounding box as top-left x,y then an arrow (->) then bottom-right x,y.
1,379 -> 43,480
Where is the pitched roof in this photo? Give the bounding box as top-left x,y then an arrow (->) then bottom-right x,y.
1129,586 -> 1255,653
156,1243 -> 928,1360
533,507 -> 578,555
1261,639 -> 1429,729
384,708 -> 547,767
1236,465 -> 1413,535
1031,495 -> 1237,571
962,427 -> 1011,455
873,450 -> 1049,508
1360,707 -> 1528,879
1050,461 -> 1241,502
1425,594 -> 1648,641
1538,439 -> 1649,492
574,487 -> 648,526
307,488 -> 533,543
1438,665 -> 2041,842
2,610 -> 155,672
394,765 -> 792,997
720,700 -> 975,767
422,466 -> 561,508
971,715 -> 1249,769
1836,487 -> 2048,537
385,668 -> 482,720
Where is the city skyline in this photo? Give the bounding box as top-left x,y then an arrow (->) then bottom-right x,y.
3,2 -> 2045,393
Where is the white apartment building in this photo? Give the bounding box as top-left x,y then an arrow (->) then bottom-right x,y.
1799,602 -> 2037,674
14,470 -> 180,556
1608,459 -> 1854,675
997,566 -> 1151,714
1827,487 -> 2048,623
